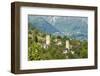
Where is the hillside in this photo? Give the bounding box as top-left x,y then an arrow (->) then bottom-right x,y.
28,15 -> 88,40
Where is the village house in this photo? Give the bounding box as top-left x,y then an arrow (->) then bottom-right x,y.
43,35 -> 70,52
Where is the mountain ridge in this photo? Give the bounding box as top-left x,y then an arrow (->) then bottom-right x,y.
28,15 -> 88,40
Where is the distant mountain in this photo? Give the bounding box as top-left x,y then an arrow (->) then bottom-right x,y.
28,15 -> 88,40
49,16 -> 88,40
28,16 -> 60,34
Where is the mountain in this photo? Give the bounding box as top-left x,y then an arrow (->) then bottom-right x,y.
50,16 -> 88,40
28,16 -> 60,34
28,15 -> 88,40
